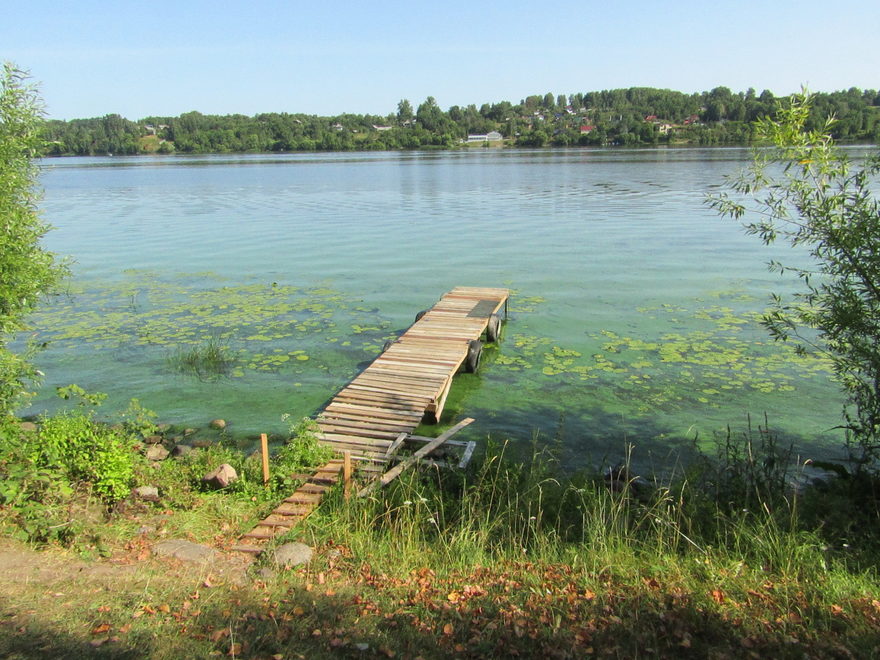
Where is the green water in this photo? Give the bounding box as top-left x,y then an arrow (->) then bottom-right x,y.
20,148 -> 848,469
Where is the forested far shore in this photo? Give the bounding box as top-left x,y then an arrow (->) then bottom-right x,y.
42,86 -> 880,156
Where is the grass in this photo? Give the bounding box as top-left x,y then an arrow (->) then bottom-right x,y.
1,415 -> 880,658
166,337 -> 235,380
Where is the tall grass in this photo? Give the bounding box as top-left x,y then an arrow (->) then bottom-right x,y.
299,423 -> 879,588
166,337 -> 234,380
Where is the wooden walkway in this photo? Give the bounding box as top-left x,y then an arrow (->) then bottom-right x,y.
232,286 -> 509,553
315,286 -> 509,468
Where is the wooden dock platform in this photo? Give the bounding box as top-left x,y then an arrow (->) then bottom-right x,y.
314,286 -> 509,468
232,286 -> 509,553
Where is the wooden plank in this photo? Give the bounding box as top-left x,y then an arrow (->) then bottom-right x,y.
324,402 -> 424,419
358,418 -> 475,496
317,414 -> 414,432
458,441 -> 477,468
385,432 -> 408,458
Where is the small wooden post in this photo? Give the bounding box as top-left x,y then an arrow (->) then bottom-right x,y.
260,433 -> 270,486
343,450 -> 352,500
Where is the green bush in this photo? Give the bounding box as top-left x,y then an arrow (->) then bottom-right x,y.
36,411 -> 137,503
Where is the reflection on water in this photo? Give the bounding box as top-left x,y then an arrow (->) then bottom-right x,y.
23,148 -> 847,469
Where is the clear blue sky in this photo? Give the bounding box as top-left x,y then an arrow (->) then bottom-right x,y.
4,0 -> 879,120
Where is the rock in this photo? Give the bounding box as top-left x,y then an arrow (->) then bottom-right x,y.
132,485 -> 159,502
146,445 -> 169,462
143,434 -> 163,445
184,428 -> 198,437
191,438 -> 214,449
202,463 -> 238,489
156,423 -> 171,433
209,419 -> 227,430
271,542 -> 313,568
19,421 -> 37,433
171,444 -> 193,458
153,539 -> 217,563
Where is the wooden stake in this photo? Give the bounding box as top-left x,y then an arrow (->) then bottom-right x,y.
260,433 -> 270,486
343,451 -> 352,500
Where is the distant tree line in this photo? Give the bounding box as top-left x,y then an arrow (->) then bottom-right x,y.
40,86 -> 880,156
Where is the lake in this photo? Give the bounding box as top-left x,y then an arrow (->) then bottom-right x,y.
21,148 -> 849,470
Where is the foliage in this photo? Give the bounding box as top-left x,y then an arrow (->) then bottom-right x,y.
0,63 -> 67,416
270,415 -> 334,492
709,91 -> 880,467
0,416 -> 77,544
39,86 -> 880,156
35,409 -> 138,503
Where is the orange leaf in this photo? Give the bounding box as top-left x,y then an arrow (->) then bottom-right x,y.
91,623 -> 111,635
711,589 -> 725,604
442,623 -> 454,636
830,604 -> 844,615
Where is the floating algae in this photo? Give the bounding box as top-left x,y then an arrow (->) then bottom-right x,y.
25,273 -> 393,380
493,299 -> 835,414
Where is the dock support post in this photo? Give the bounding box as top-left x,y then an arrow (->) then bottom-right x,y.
343,450 -> 352,500
260,433 -> 270,486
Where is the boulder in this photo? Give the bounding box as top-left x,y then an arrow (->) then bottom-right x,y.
171,444 -> 193,458
209,419 -> 227,430
271,542 -> 313,568
132,485 -> 159,502
19,421 -> 38,433
153,539 -> 217,563
143,434 -> 164,445
146,445 -> 170,462
203,463 -> 238,489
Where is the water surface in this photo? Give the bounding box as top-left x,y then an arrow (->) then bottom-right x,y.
23,148 -> 849,469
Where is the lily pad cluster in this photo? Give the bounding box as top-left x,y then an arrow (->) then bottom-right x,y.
28,272 -> 393,380
494,298 -> 835,413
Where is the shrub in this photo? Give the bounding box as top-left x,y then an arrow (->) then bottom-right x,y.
36,411 -> 137,503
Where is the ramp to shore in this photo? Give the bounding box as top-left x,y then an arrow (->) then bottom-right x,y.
232,286 -> 509,553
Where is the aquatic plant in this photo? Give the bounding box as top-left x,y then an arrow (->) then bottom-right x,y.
167,337 -> 235,380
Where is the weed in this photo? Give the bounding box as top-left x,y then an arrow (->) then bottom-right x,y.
166,337 -> 235,380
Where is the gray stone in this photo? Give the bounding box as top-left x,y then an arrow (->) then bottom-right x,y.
19,421 -> 37,433
153,539 -> 217,563
171,444 -> 193,458
132,485 -> 159,502
191,438 -> 213,449
209,419 -> 227,430
271,542 -> 313,568
143,434 -> 163,445
202,463 -> 237,489
145,445 -> 169,462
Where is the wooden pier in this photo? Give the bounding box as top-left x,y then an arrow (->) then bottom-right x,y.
232,286 -> 509,553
